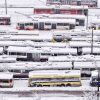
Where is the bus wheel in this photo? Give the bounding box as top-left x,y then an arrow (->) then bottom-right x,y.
66,83 -> 71,87
60,84 -> 65,87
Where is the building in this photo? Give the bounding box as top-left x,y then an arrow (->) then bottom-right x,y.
46,0 -> 97,7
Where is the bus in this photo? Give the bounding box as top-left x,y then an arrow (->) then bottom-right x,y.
0,15 -> 11,25
16,18 -> 76,30
0,72 -> 13,88
28,70 -> 81,87
6,46 -> 77,61
0,62 -> 72,78
90,70 -> 100,86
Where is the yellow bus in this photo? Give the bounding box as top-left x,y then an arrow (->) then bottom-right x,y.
28,70 -> 81,87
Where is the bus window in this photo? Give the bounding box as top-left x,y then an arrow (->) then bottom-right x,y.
19,23 -> 25,30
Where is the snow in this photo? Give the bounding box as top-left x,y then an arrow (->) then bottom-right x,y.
0,72 -> 13,79
29,70 -> 80,77
34,5 -> 88,9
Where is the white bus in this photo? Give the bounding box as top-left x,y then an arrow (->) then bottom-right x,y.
0,62 -> 72,78
6,46 -> 77,61
0,72 -> 13,88
28,70 -> 81,87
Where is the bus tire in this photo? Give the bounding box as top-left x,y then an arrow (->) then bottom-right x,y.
60,84 -> 65,87
66,83 -> 71,87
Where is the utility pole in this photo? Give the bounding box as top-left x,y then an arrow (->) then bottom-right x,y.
5,0 -> 7,15
86,8 -> 89,29
91,27 -> 93,54
97,68 -> 100,100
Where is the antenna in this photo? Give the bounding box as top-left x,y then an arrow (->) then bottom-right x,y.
14,11 -> 38,21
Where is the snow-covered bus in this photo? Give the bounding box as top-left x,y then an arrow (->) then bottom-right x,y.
28,70 -> 81,87
16,18 -> 76,30
0,62 -> 72,78
37,14 -> 86,26
6,46 -> 77,61
0,15 -> 11,25
0,34 -> 53,42
0,72 -> 13,88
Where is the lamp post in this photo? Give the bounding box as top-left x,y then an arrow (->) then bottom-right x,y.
5,0 -> 7,15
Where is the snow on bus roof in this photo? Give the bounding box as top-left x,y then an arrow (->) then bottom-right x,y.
29,70 -> 80,77
69,41 -> 100,47
74,62 -> 95,68
0,34 -> 53,41
82,47 -> 100,54
7,46 -> 77,54
1,97 -> 84,100
34,62 -> 72,70
34,5 -> 88,9
0,15 -> 10,18
50,47 -> 77,54
48,56 -> 87,62
0,41 -> 67,47
37,18 -> 76,24
35,14 -> 86,19
17,18 -> 76,24
0,62 -> 72,70
0,72 -> 13,79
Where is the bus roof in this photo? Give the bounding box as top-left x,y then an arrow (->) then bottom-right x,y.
0,15 -> 10,18
0,62 -> 72,70
0,72 -> 13,79
48,56 -> 87,62
34,5 -> 88,10
74,62 -> 96,68
34,14 -> 86,20
0,34 -> 53,41
0,41 -> 67,48
82,47 -> 100,54
29,70 -> 81,78
69,41 -> 100,47
17,18 -> 76,24
7,46 -> 77,54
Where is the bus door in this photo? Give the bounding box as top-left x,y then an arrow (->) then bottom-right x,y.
27,53 -> 32,61
39,22 -> 44,30
52,23 -> 56,29
34,23 -> 38,29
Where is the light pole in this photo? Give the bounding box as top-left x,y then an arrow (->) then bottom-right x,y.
5,0 -> 7,15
